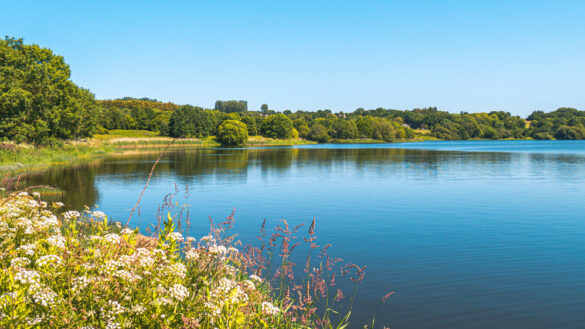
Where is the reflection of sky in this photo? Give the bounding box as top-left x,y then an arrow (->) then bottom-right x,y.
74,141 -> 585,328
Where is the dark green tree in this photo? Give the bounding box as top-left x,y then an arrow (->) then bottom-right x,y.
167,105 -> 212,137
241,116 -> 257,136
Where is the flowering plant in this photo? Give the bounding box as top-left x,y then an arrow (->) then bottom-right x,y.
0,192 -> 374,328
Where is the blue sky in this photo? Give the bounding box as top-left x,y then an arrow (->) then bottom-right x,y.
1,0 -> 584,116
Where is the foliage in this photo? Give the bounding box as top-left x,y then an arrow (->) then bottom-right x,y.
167,105 -> 214,138
240,116 -> 257,136
215,100 -> 248,113
307,124 -> 331,143
217,120 -> 249,146
261,114 -> 294,139
0,192 -> 374,328
0,37 -> 98,145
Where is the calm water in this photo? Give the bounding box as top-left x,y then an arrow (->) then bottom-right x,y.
24,140 -> 585,328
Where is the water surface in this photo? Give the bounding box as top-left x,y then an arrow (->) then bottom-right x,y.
24,140 -> 585,328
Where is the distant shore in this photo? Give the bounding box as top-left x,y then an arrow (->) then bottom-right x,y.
0,129 -> 443,176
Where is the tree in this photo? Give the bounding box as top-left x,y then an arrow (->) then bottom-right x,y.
261,114 -> 294,139
0,37 -> 98,144
261,104 -> 269,113
215,100 -> 248,113
241,116 -> 257,136
307,124 -> 330,143
217,120 -> 248,146
167,105 -> 212,138
293,118 -> 310,138
330,118 -> 358,139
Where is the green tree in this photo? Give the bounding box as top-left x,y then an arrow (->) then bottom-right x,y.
330,118 -> 359,139
217,120 -> 248,146
168,105 -> 212,138
261,114 -> 294,139
293,118 -> 310,138
241,116 -> 258,135
261,103 -> 269,113
0,37 -> 98,144
214,100 -> 248,113
307,124 -> 330,143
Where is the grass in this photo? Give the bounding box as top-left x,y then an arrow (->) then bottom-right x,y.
0,192 -> 374,328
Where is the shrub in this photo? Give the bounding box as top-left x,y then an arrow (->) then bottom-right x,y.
261,114 -> 294,139
217,120 -> 248,146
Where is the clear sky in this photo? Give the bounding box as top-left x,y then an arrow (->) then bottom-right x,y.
1,0 -> 584,116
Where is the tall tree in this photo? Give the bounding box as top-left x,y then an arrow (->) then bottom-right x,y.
0,37 -> 98,144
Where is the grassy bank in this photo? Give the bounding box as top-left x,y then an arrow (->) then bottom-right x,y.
0,192 -> 368,328
0,131 -> 318,176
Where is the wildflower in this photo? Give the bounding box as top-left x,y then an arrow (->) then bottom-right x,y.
120,228 -> 134,235
32,192 -> 41,198
186,236 -> 196,244
261,301 -> 280,315
103,233 -> 121,244
165,263 -> 186,279
53,202 -> 64,208
31,285 -> 58,307
185,249 -> 199,261
72,276 -> 92,292
249,274 -> 263,282
47,235 -> 66,249
169,284 -> 189,301
208,245 -> 227,256
131,304 -> 146,314
168,232 -> 184,242
36,255 -> 62,267
92,211 -> 106,219
243,280 -> 255,290
63,211 -> 80,219
200,235 -> 215,243
14,269 -> 40,284
10,257 -> 31,268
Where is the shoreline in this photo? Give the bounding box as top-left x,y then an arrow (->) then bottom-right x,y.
0,133 -> 533,177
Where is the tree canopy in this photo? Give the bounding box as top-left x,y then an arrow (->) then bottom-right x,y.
0,37 -> 98,144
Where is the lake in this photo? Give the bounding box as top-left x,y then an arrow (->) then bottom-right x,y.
23,140 -> 585,328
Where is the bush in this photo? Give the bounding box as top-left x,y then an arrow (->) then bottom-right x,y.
261,114 -> 294,139
217,120 -> 248,146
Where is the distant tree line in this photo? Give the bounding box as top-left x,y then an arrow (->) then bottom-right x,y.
3,37 -> 585,146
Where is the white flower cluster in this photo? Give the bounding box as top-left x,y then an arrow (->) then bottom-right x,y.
14,268 -> 40,284
164,263 -> 186,279
63,211 -> 81,219
167,232 -> 184,242
16,243 -> 37,256
185,249 -> 199,261
30,284 -> 58,307
92,211 -> 106,219
36,255 -> 62,267
120,228 -> 134,235
169,284 -> 189,301
10,257 -> 31,268
103,233 -> 121,244
47,234 -> 66,249
261,301 -> 280,315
